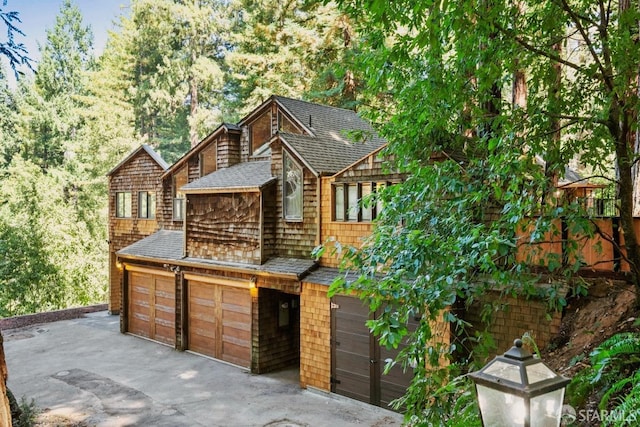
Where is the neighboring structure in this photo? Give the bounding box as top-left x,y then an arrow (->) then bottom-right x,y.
107,96 -> 440,407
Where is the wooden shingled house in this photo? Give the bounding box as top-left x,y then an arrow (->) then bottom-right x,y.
107,95 -> 442,407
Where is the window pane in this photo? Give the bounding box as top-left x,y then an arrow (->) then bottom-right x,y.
347,184 -> 358,221
200,143 -> 217,177
149,193 -> 156,219
284,153 -> 302,219
139,192 -> 148,218
278,112 -> 299,134
361,184 -> 372,221
173,198 -> 183,221
116,193 -> 123,217
376,182 -> 386,218
251,111 -> 272,153
334,185 -> 344,221
124,193 -> 132,218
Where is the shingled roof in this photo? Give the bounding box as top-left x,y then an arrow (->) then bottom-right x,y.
117,230 -> 317,278
117,230 -> 183,260
181,161 -> 275,193
274,96 -> 386,175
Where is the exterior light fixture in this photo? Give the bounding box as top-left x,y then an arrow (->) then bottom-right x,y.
469,339 -> 570,427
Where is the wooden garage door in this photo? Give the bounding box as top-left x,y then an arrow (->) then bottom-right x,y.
128,269 -> 176,346
331,295 -> 417,408
187,279 -> 252,368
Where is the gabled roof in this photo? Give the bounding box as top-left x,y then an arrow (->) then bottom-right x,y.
181,161 -> 275,193
230,95 -> 385,176
106,144 -> 169,177
280,132 -> 386,176
161,123 -> 242,179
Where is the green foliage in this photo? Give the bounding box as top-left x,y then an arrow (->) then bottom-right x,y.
226,0 -> 355,112
567,332 -> 640,424
321,0 -> 640,423
14,395 -> 38,427
404,371 -> 481,427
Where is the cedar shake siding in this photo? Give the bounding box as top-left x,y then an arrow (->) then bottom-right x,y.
185,192 -> 262,264
107,145 -> 168,313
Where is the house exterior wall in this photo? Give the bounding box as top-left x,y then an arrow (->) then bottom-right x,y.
300,282 -> 331,391
271,140 -> 319,258
218,132 -> 241,168
108,152 -> 164,313
185,192 -> 262,264
318,152 -> 404,268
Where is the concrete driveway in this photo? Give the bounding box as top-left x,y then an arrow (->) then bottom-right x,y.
4,311 -> 402,427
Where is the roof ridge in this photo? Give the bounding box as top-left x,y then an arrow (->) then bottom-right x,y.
274,95 -> 359,114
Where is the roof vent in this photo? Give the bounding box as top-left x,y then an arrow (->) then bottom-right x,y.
309,115 -> 312,128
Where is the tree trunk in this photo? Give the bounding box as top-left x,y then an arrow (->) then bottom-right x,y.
0,333 -> 12,427
189,48 -> 199,149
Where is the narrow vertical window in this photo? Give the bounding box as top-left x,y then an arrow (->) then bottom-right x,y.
347,184 -> 359,221
334,185 -> 345,221
138,191 -> 156,219
361,183 -> 372,221
116,192 -> 132,218
283,152 -> 303,220
375,182 -> 387,219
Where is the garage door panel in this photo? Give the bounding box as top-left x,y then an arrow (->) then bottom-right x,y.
187,280 -> 251,368
128,269 -> 176,346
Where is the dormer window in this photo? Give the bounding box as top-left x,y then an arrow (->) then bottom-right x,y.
278,111 -> 300,134
199,142 -> 217,177
250,111 -> 272,154
283,152 -> 303,220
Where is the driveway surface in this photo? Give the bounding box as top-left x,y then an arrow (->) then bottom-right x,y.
3,311 -> 402,426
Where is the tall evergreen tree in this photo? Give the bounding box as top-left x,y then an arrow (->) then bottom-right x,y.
118,0 -> 228,156
225,0 -> 355,112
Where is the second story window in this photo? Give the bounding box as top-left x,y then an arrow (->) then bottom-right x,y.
250,111 -> 272,154
173,166 -> 187,221
138,191 -> 156,219
199,142 -> 217,177
283,152 -> 303,220
333,182 -> 388,222
116,192 -> 132,218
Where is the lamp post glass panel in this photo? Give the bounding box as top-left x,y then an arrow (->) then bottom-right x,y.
469,339 -> 570,427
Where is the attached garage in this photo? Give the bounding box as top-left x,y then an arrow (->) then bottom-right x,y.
185,274 -> 253,368
331,295 -> 417,408
127,266 -> 176,346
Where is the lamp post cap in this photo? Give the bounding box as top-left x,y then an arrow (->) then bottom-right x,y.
504,338 -> 532,360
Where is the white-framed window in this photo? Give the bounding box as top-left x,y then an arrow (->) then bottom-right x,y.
333,181 -> 390,222
138,191 -> 156,219
283,152 -> 303,220
116,192 -> 132,218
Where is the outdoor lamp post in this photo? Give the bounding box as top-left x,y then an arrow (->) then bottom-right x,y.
469,339 -> 570,427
